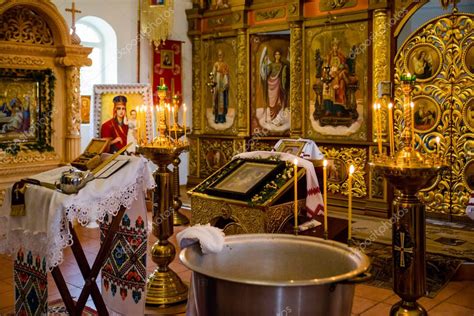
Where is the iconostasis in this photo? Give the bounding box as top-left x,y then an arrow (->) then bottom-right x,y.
187,0 -> 473,221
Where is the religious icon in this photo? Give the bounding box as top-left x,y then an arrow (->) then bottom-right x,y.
463,98 -> 474,133
80,95 -> 91,124
160,50 -> 174,69
463,160 -> 474,191
406,44 -> 441,82
259,46 -> 290,126
412,96 -> 439,133
211,49 -> 230,124
206,159 -> 285,199
0,78 -> 37,140
312,38 -> 359,127
93,84 -> 153,151
126,108 -> 138,153
205,149 -> 226,170
100,95 -> 129,153
205,43 -> 236,132
275,140 -> 306,156
463,43 -> 474,75
326,158 -> 348,184
251,35 -> 290,134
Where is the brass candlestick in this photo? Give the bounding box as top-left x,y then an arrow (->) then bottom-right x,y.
138,145 -> 189,306
370,76 -> 447,316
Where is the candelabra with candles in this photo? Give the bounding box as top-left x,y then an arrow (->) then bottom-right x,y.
136,83 -> 189,306
370,74 -> 446,316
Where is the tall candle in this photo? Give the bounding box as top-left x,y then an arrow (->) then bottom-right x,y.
348,164 -> 355,243
410,102 -> 415,149
136,106 -> 141,145
323,159 -> 328,239
388,102 -> 395,156
167,104 -> 171,135
183,103 -> 187,138
172,106 -> 178,140
377,103 -> 383,155
294,158 -> 298,235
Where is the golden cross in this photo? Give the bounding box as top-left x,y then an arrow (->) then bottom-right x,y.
65,1 -> 82,34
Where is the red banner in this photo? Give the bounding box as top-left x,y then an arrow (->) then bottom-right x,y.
152,40 -> 182,103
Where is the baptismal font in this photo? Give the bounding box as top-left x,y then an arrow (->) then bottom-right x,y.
370,74 -> 446,316
136,83 -> 189,306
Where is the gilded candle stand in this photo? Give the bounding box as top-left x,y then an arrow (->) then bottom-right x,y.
370,76 -> 447,316
136,83 -> 189,306
138,145 -> 189,306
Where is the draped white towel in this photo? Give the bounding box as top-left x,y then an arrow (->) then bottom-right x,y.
177,224 -> 225,254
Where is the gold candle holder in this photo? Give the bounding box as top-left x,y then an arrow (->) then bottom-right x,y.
370,75 -> 447,316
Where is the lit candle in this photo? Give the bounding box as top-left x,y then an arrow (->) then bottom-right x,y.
388,102 -> 394,156
348,164 -> 355,243
410,102 -> 415,149
294,158 -> 298,235
167,104 -> 171,134
436,136 -> 440,157
141,105 -> 147,144
136,106 -> 141,145
154,104 -> 159,138
323,159 -> 328,239
183,103 -> 187,139
377,103 -> 383,155
172,106 -> 178,140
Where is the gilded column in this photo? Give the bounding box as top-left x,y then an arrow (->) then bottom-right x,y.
191,35 -> 202,135
289,21 -> 303,137
237,28 -> 248,136
372,9 -> 390,142
65,66 -> 81,162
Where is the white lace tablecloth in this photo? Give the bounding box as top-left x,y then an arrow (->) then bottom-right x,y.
0,155 -> 155,270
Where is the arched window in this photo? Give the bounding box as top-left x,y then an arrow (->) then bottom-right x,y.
75,16 -> 117,150
76,16 -> 117,95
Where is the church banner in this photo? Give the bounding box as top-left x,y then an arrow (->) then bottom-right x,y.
153,40 -> 182,102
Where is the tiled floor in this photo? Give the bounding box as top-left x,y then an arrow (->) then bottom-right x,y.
0,211 -> 473,315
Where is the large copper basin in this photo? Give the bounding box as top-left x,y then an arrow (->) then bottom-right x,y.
180,234 -> 370,316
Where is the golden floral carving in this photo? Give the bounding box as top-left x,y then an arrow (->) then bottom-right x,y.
0,6 -> 54,45
192,35 -> 202,134
255,8 -> 285,22
0,56 -> 44,66
290,21 -> 303,135
373,10 -> 390,141
237,29 -> 247,135
394,13 -> 473,216
199,138 -> 234,177
0,151 -> 59,165
320,146 -> 367,197
66,67 -> 81,137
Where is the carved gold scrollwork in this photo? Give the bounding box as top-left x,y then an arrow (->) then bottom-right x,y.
199,138 -> 234,177
66,67 -> 81,137
373,10 -> 390,141
0,56 -> 44,66
394,13 -> 474,216
320,146 -> 367,197
191,196 -> 265,233
290,21 -> 303,136
192,36 -> 202,134
237,29 -> 248,135
0,6 -> 54,45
